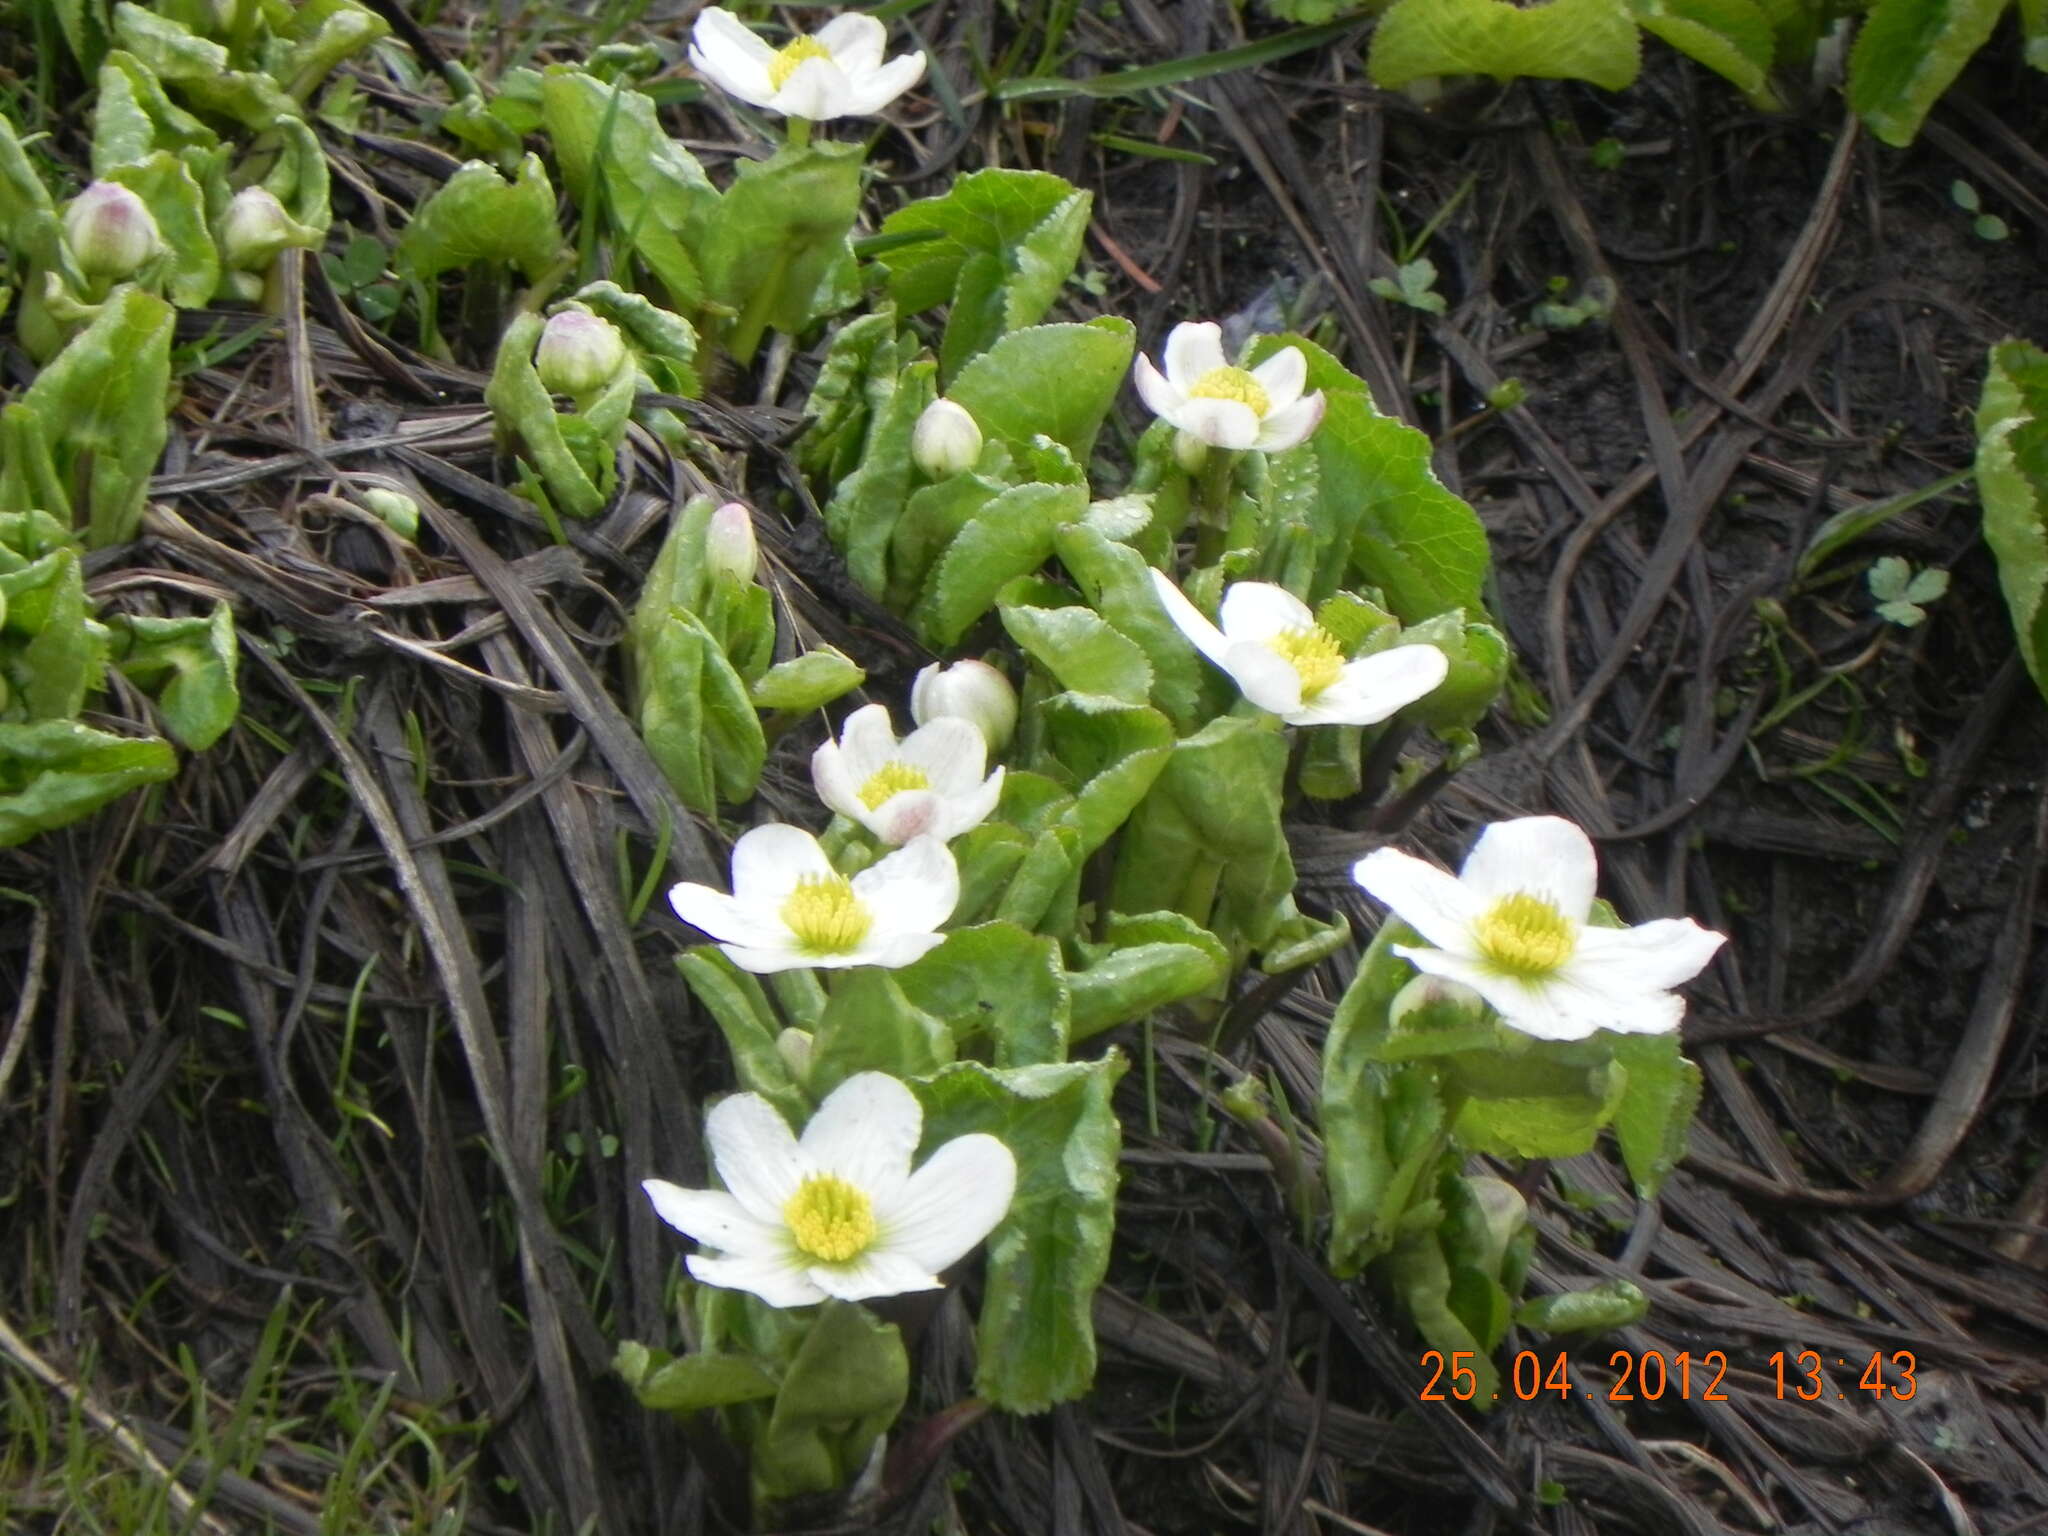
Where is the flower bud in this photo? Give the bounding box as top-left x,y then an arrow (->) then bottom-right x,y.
63,181 -> 161,281
218,186 -> 292,272
910,659 -> 1016,757
775,1028 -> 813,1084
911,398 -> 982,479
1172,428 -> 1209,474
705,501 -> 758,584
1463,1175 -> 1528,1275
1387,972 -> 1487,1032
535,308 -> 627,398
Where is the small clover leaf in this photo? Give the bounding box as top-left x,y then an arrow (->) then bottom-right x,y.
1868,556 -> 1949,627
1369,257 -> 1446,316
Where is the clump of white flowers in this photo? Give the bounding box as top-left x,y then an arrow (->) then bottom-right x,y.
690,8 -> 926,122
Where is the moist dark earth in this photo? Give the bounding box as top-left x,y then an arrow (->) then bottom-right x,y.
3,8 -> 2047,1536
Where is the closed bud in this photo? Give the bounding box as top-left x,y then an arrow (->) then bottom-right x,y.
63,181 -> 161,281
1387,972 -> 1487,1031
705,501 -> 758,584
218,186 -> 292,271
910,658 -> 1016,757
911,398 -> 982,478
535,308 -> 627,398
775,1028 -> 813,1084
1172,428 -> 1209,474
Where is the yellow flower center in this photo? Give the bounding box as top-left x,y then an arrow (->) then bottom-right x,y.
857,760 -> 931,810
1473,892 -> 1577,978
1267,625 -> 1345,700
780,873 -> 873,954
768,34 -> 833,89
1187,365 -> 1271,417
783,1174 -> 876,1264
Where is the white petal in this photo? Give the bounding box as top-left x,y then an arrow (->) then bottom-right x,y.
1217,581 -> 1313,644
643,1181 -> 784,1254
1161,322 -> 1228,392
1293,644 -> 1449,726
689,1250 -> 824,1308
815,11 -> 885,71
720,940 -> 828,974
859,929 -> 951,968
852,834 -> 958,937
689,10 -> 779,104
771,57 -> 849,121
801,1072 -> 920,1202
1171,397 -> 1262,450
934,766 -> 1003,842
807,1248 -> 941,1302
811,740 -> 869,825
1132,352 -> 1186,420
898,716 -> 986,794
908,663 -> 941,725
1391,946 -> 1605,1041
836,703 -> 901,782
1351,847 -> 1486,954
1567,919 -> 1724,994
1147,568 -> 1232,670
839,52 -> 924,116
692,7 -> 777,63
1221,639 -> 1305,717
1459,816 -> 1598,918
871,788 -> 943,845
729,822 -> 835,903
1254,391 -> 1325,452
876,1133 -> 1015,1271
1248,345 -> 1307,411
668,882 -> 756,945
704,1092 -> 805,1222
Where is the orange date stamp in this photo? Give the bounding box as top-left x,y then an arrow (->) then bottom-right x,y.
1419,1347 -> 1919,1404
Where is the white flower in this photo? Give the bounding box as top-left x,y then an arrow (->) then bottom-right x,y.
910,659 -> 1016,756
813,703 -> 1003,846
644,1072 -> 1016,1307
1147,572 -> 1449,727
63,181 -> 161,280
911,398 -> 983,478
689,8 -> 926,122
1133,322 -> 1326,452
668,823 -> 956,973
1351,816 -> 1727,1042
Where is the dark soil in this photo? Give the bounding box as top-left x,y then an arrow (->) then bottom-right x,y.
4,6 -> 2047,1535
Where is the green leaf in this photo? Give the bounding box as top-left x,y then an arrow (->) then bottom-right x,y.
3,548 -> 102,718
1629,0 -> 1778,105
674,950 -> 810,1127
102,151 -> 217,307
1369,0 -> 1643,90
896,922 -> 1070,1067
111,3 -> 299,131
8,284 -> 174,548
1848,0 -> 2011,148
395,154 -> 565,284
748,648 -> 864,712
887,473 -> 1002,612
1443,1052 -> 1626,1160
619,1344 -> 781,1414
700,141 -> 865,340
1975,339 -> 2048,705
93,51 -> 218,177
1390,612 -> 1509,732
946,320 -> 1136,463
1038,692 -> 1175,857
1000,603 -> 1153,705
1516,1278 -> 1649,1335
2022,0 -> 2047,69
110,604 -> 239,749
753,1302 -> 907,1507
1609,1033 -> 1702,1201
876,169 -> 1092,380
797,309 -> 898,485
915,1057 -> 1126,1412
1385,1219 -> 1500,1404
0,719 -> 178,847
1069,933 -> 1226,1039
630,611 -> 766,812
1053,525 -> 1210,729
913,481 -> 1088,648
807,969 -> 954,1098
822,353 -> 932,599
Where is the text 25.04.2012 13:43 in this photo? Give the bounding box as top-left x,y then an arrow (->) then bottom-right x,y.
1419,1348 -> 1919,1403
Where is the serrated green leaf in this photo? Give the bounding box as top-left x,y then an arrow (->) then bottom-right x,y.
1975,339 -> 2048,704
1052,525 -> 1212,729
699,141 -> 865,342
754,1301 -> 906,1505
946,319 -> 1136,463
0,719 -> 178,847
110,604 -> 239,749
914,481 -> 1087,648
1369,0 -> 1643,90
896,922 -> 1070,1067
1444,1053 -> 1626,1160
1848,0 -> 2011,147
396,154 -> 565,283
806,969 -> 954,1098
1630,0 -> 1778,105
1069,939 -> 1225,1038
1000,603 -> 1154,704
1516,1278 -> 1649,1335
748,647 -> 864,712
914,1057 -> 1126,1412
797,309 -> 898,484
823,354 -> 932,598
1609,1033 -> 1702,1200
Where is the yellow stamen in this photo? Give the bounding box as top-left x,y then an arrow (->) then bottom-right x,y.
1267,625 -> 1345,699
858,760 -> 931,811
783,1174 -> 876,1264
1473,892 -> 1576,978
768,34 -> 832,89
1187,365 -> 1271,417
780,873 -> 872,954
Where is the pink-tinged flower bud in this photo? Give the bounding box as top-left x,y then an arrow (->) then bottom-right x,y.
1387,972 -> 1487,1031
63,181 -> 161,281
706,501 -> 758,584
911,398 -> 982,479
218,186 -> 292,271
910,659 -> 1016,757
534,308 -> 627,398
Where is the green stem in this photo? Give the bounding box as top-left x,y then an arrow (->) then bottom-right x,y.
725,245 -> 793,369
1191,448 -> 1239,566
786,115 -> 812,149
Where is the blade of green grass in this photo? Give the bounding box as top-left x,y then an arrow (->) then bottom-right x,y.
994,20 -> 1363,102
